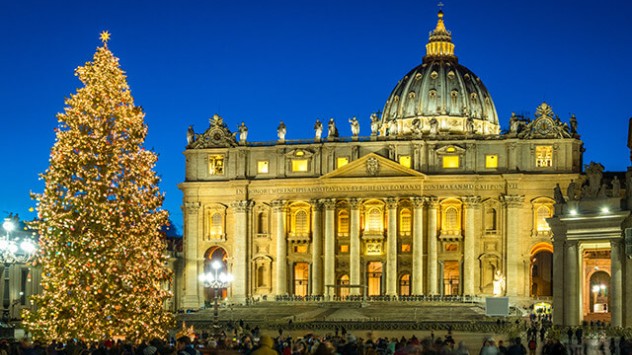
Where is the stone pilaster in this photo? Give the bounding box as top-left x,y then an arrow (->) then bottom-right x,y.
310,199 -> 323,295
461,196 -> 481,295
349,198 -> 361,295
386,197 -> 398,296
322,198 -> 336,296
412,197 -> 425,295
272,200 -> 288,295
231,200 -> 253,302
611,239 -> 623,327
501,194 -> 524,296
427,197 -> 439,294
182,202 -> 203,309
626,248 -> 632,327
564,240 -> 579,326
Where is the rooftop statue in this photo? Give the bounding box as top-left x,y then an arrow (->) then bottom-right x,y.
327,118 -> 338,139
349,117 -> 360,137
238,122 -> 248,143
314,119 -> 323,141
370,113 -> 380,136
277,121 -> 287,141
187,125 -> 195,145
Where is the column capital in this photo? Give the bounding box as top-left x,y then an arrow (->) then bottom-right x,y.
349,198 -> 362,209
461,195 -> 482,208
321,198 -> 336,210
310,199 -> 322,210
412,196 -> 426,208
426,196 -> 439,209
501,194 -> 525,207
230,199 -> 254,212
183,201 -> 201,214
271,199 -> 287,212
385,197 -> 398,210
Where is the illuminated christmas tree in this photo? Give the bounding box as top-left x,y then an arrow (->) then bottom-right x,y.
23,32 -> 173,342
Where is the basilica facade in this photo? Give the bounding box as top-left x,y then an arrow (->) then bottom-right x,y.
178,11 -> 584,314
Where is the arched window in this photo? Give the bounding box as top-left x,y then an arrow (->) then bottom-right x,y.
367,208 -> 382,232
445,207 -> 458,230
400,209 -> 412,235
485,208 -> 497,232
257,211 -> 268,235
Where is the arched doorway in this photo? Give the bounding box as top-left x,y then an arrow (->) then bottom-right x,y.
203,247 -> 229,303
293,262 -> 309,297
530,243 -> 553,297
589,271 -> 610,314
367,262 -> 383,296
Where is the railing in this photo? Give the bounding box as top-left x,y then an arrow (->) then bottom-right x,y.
273,294 -> 481,303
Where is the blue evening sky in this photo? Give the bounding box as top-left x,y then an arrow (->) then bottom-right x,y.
1,0 -> 631,232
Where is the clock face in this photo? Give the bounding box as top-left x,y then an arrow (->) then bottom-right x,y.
536,119 -> 553,135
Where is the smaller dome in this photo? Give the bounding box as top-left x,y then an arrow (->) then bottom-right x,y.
380,10 -> 500,137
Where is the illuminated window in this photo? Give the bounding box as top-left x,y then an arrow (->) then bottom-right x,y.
210,212 -> 223,238
443,156 -> 459,169
340,244 -> 349,253
293,245 -> 308,253
337,157 -> 349,168
400,209 -> 412,235
401,244 -> 411,253
446,147 -> 456,153
208,155 -> 225,175
535,146 -> 553,168
337,210 -> 349,237
485,155 -> 498,169
367,208 -> 382,232
445,207 -> 458,230
399,274 -> 411,296
536,206 -> 552,232
291,159 -> 309,172
257,161 -> 269,174
294,210 -> 309,235
399,155 -> 412,168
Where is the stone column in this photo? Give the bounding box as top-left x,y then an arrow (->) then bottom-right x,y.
611,239 -> 623,327
310,200 -> 323,296
462,196 -> 481,296
564,240 -> 579,326
552,236 -> 566,326
322,198 -> 336,296
349,198 -> 362,295
412,197 -> 425,295
626,246 -> 632,327
502,194 -> 524,296
182,202 -> 203,309
386,198 -> 398,296
231,200 -> 253,303
272,200 -> 288,295
427,197 -> 439,294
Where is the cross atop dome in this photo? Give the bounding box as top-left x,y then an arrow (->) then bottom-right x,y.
424,8 -> 457,62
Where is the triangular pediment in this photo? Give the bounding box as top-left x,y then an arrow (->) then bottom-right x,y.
321,153 -> 426,179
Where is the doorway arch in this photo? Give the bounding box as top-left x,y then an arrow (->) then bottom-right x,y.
203,246 -> 229,301
530,243 -> 553,297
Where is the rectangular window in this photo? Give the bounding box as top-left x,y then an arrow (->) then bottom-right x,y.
336,157 -> 349,169
535,146 -> 553,168
339,245 -> 349,253
294,245 -> 308,253
485,154 -> 498,169
399,155 -> 412,168
442,155 -> 459,169
257,160 -> 269,174
291,159 -> 309,172
208,155 -> 225,175
401,244 -> 412,253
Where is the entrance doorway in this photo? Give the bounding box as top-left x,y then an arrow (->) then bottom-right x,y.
203,247 -> 228,302
293,262 -> 309,297
443,261 -> 460,295
530,250 -> 553,297
589,271 -> 610,314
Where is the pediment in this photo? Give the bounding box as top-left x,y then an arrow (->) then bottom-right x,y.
321,153 -> 426,179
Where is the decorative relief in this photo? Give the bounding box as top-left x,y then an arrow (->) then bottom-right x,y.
188,114 -> 237,149
366,157 -> 380,176
184,201 -> 201,214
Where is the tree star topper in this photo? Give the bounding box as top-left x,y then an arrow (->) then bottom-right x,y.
100,31 -> 111,45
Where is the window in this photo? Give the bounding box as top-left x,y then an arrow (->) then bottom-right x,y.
256,211 -> 269,235
208,155 -> 225,175
367,208 -> 382,232
536,206 -> 552,232
400,209 -> 412,235
485,155 -> 498,169
337,210 -> 349,237
337,157 -> 349,169
210,212 -> 223,238
445,207 -> 458,230
257,161 -> 269,174
293,245 -> 308,253
399,155 -> 412,168
535,146 -> 553,168
339,244 -> 349,253
291,159 -> 308,172
294,210 -> 309,235
401,244 -> 411,253
485,208 -> 497,232
443,156 -> 459,168
399,274 -> 411,296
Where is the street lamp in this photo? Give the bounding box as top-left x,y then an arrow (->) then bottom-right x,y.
0,215 -> 37,323
199,260 -> 233,338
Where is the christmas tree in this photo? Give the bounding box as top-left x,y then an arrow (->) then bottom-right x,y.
23,32 -> 174,342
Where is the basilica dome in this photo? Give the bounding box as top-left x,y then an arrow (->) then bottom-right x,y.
380,10 -> 500,136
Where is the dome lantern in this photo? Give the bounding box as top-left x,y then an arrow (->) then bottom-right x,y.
424,10 -> 457,63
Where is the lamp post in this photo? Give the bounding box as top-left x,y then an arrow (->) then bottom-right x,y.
199,260 -> 233,339
0,215 -> 37,323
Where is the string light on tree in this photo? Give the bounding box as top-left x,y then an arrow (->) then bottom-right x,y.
23,31 -> 173,343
